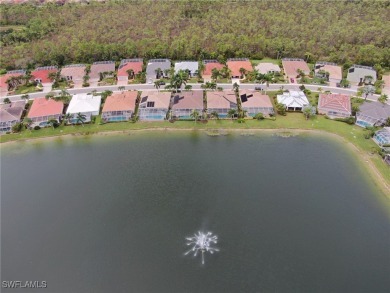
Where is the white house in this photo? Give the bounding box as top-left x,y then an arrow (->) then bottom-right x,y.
66,93 -> 102,124
277,91 -> 309,111
174,61 -> 199,77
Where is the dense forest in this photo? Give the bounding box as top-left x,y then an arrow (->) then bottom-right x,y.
1,0 -> 389,70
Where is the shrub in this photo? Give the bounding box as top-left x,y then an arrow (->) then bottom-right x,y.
34,125 -> 41,130
254,113 -> 264,120
237,118 -> 245,123
12,122 -> 23,133
334,116 -> 355,125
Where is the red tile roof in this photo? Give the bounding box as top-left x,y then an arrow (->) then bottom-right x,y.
60,65 -> 86,80
282,60 -> 310,77
102,91 -> 137,112
28,97 -> 64,118
31,68 -> 58,84
203,62 -> 225,76
226,60 -> 253,77
117,62 -> 143,77
0,73 -> 25,91
172,91 -> 203,109
240,90 -> 273,108
318,94 -> 351,114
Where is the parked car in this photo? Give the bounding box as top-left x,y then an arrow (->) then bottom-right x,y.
159,81 -> 166,85
255,87 -> 262,90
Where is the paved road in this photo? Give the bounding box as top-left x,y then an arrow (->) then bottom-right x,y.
1,83 -> 382,103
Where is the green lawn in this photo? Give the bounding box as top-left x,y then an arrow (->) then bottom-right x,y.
14,85 -> 43,94
1,113 -> 389,191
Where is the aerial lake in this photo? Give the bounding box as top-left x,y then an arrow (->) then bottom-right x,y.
1,131 -> 389,293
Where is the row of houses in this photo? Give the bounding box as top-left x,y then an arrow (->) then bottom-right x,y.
2,58 -> 387,96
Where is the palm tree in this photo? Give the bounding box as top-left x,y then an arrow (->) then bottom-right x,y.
211,68 -> 220,81
227,108 -> 237,120
45,92 -> 55,100
190,109 -> 200,124
53,89 -> 71,105
21,94 -> 29,101
164,69 -> 171,78
3,98 -> 11,104
263,74 -> 272,87
364,75 -> 373,85
118,86 -> 125,92
232,82 -> 244,118
363,85 -> 375,101
154,80 -> 161,91
155,68 -> 162,79
210,111 -> 219,120
62,113 -> 73,125
76,112 -> 87,126
22,117 -> 33,131
239,67 -> 247,79
47,117 -> 58,130
378,94 -> 388,106
126,69 -> 134,79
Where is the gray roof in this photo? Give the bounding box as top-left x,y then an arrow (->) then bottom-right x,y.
357,101 -> 390,121
146,59 -> 171,80
174,61 -> 198,75
347,65 -> 377,84
0,100 -> 26,123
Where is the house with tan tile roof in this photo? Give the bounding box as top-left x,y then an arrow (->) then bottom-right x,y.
101,91 -> 137,122
207,91 -> 237,117
171,91 -> 203,119
315,62 -> 342,87
60,64 -> 86,88
254,63 -> 281,75
66,93 -> 101,124
117,59 -> 143,82
282,58 -> 310,83
0,70 -> 26,97
28,97 -> 64,127
0,100 -> 26,133
240,90 -> 274,117
226,58 -> 253,79
202,60 -> 225,80
139,91 -> 171,120
318,93 -> 351,118
89,61 -> 116,83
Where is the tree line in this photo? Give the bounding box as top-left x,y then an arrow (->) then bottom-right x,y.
0,0 -> 389,70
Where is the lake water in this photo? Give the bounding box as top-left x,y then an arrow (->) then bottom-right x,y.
1,131 -> 389,293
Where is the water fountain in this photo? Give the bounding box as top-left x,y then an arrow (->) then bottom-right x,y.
185,231 -> 219,264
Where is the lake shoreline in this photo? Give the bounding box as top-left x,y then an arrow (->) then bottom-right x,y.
1,127 -> 389,199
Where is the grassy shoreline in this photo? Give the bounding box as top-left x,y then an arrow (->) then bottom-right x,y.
1,114 -> 389,198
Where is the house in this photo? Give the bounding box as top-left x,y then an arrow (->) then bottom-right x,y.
202,60 -> 225,81
282,58 -> 310,83
89,61 -> 116,84
174,61 -> 199,77
0,100 -> 26,133
254,63 -> 281,75
146,59 -> 171,83
66,93 -> 101,123
60,64 -> 87,88
31,66 -> 58,87
101,91 -> 137,122
117,59 -> 143,83
28,97 -> 64,127
314,62 -> 342,87
318,93 -> 351,118
382,75 -> 390,96
171,91 -> 203,119
347,65 -> 377,86
0,70 -> 26,97
277,91 -> 309,111
206,91 -> 237,118
139,91 -> 171,120
240,90 -> 274,117
226,58 -> 253,79
373,127 -> 390,149
356,101 -> 390,128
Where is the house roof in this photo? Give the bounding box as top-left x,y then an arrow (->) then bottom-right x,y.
60,64 -> 86,79
102,91 -> 137,112
28,97 -> 64,118
0,71 -> 26,91
240,90 -> 273,108
277,91 -> 309,108
282,59 -> 310,77
315,63 -> 342,81
89,61 -> 115,80
117,61 -> 143,77
347,65 -> 377,83
139,91 -> 171,109
0,100 -> 26,122
174,61 -> 199,74
146,60 -> 171,77
254,63 -> 281,74
207,91 -> 236,109
203,62 -> 225,76
226,60 -> 253,76
66,93 -> 102,114
383,75 -> 390,89
358,101 -> 390,120
318,94 -> 351,113
31,66 -> 58,84
172,91 -> 203,109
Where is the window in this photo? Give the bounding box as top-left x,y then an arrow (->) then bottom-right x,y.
147,101 -> 155,108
